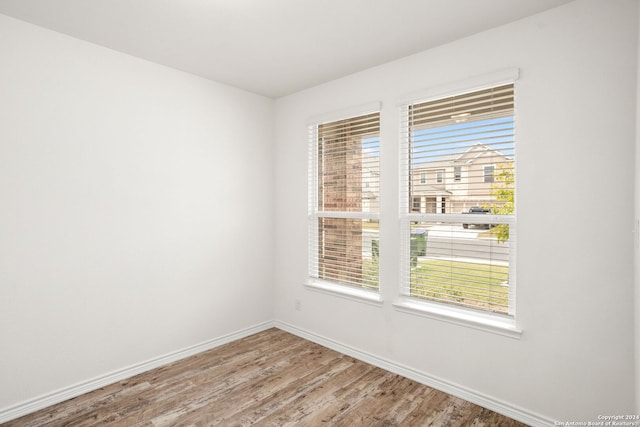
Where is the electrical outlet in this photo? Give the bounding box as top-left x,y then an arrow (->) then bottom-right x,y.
295,299 -> 302,311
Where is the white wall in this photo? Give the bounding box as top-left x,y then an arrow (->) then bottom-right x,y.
275,0 -> 637,423
0,14 -> 274,410
636,0 -> 640,414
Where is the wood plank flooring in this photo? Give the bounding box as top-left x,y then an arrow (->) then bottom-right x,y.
4,328 -> 527,426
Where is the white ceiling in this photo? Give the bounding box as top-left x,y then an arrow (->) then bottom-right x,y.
0,0 -> 574,98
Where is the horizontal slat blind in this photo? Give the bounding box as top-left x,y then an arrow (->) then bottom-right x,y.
309,112 -> 380,290
402,222 -> 512,313
309,218 -> 380,289
400,84 -> 515,315
407,85 -> 514,129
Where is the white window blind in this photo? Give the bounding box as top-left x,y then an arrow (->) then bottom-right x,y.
400,83 -> 515,315
309,112 -> 380,290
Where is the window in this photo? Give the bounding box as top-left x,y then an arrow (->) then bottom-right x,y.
400,83 -> 515,317
454,166 -> 462,182
484,165 -> 495,183
412,197 -> 421,212
308,111 -> 380,293
420,172 -> 426,184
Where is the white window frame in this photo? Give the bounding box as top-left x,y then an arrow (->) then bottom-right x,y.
396,69 -> 521,337
307,103 -> 383,305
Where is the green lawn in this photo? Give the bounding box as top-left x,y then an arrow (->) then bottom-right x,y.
411,259 -> 509,314
362,257 -> 380,289
358,257 -> 509,314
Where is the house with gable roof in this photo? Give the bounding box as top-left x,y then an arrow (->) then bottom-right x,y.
410,143 -> 513,214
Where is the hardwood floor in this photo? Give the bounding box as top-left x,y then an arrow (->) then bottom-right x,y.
4,328 -> 527,426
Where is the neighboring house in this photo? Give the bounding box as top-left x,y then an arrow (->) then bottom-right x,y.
410,143 -> 512,214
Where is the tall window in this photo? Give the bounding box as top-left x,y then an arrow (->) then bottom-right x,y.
308,111 -> 380,291
400,83 -> 515,316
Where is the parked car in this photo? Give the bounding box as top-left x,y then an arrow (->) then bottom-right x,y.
462,207 -> 492,229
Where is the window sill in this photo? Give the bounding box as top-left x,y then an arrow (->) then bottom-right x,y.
393,298 -> 522,339
306,279 -> 383,306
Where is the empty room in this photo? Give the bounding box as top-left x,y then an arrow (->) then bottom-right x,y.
0,0 -> 638,425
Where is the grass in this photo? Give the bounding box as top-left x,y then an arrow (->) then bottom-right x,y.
411,259 -> 509,314
362,256 -> 379,289
347,256 -> 509,315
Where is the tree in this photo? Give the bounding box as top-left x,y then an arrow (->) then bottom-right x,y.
490,164 -> 514,243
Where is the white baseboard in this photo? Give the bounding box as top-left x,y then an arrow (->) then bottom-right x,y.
274,321 -> 555,427
0,321 -> 275,424
2,320 -> 553,426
